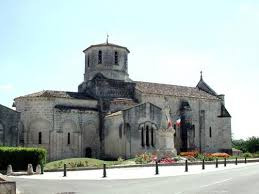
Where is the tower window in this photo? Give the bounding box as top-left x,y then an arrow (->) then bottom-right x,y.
67,132 -> 70,145
38,132 -> 42,144
98,50 -> 102,64
124,54 -> 127,67
87,55 -> 90,67
115,51 -> 118,65
209,127 -> 212,138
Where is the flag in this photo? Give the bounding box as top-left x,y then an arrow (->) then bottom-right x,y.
167,118 -> 173,128
176,118 -> 181,126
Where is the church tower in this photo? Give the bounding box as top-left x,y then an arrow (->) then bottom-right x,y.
82,40 -> 130,82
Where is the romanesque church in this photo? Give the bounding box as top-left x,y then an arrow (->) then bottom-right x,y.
0,41 -> 232,161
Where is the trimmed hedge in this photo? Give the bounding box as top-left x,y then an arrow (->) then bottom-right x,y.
0,147 -> 47,171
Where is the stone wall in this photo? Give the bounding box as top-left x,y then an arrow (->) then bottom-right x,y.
83,46 -> 130,81
104,103 -> 162,159
0,104 -> 20,146
15,97 -> 100,161
0,176 -> 16,194
135,92 -> 232,153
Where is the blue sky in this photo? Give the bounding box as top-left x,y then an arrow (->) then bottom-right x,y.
0,0 -> 258,139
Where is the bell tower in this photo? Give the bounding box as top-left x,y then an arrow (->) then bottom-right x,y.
82,40 -> 130,82
78,41 -> 135,99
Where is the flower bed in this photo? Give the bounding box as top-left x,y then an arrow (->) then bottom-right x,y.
180,151 -> 198,158
205,153 -> 230,158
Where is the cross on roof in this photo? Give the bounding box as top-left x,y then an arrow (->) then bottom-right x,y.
106,34 -> 109,44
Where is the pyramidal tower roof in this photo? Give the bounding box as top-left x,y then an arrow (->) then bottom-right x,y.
196,71 -> 217,96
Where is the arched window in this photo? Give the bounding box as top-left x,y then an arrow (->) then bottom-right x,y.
98,50 -> 102,64
146,126 -> 150,147
209,127 -> 212,138
114,51 -> 118,64
67,132 -> 71,145
151,128 -> 154,147
38,132 -> 42,144
141,127 -> 144,147
192,124 -> 195,137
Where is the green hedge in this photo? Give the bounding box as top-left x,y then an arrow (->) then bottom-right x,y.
0,147 -> 47,171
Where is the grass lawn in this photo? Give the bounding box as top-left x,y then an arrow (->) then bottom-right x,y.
44,158 -> 135,170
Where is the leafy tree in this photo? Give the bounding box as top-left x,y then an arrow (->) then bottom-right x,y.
232,136 -> 259,153
246,136 -> 259,153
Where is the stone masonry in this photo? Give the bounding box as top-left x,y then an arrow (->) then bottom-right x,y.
12,40 -> 231,161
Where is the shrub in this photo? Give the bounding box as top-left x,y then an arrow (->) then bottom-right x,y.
0,147 -> 47,171
117,156 -> 124,164
135,152 -> 152,164
242,152 -> 253,158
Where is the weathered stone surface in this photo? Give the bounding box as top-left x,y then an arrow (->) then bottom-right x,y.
27,164 -> 34,175
0,174 -> 16,194
0,104 -> 20,146
35,164 -> 41,174
6,165 -> 13,176
10,41 -> 231,161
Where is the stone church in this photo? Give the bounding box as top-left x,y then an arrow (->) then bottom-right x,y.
1,41 -> 232,161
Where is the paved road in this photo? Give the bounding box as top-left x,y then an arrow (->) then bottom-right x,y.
9,163 -> 259,194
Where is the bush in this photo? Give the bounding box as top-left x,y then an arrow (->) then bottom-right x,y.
0,147 -> 47,171
135,152 -> 152,164
242,152 -> 253,158
117,156 -> 124,164
196,153 -> 215,161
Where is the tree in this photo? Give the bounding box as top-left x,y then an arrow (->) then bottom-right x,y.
246,136 -> 259,153
232,136 -> 259,153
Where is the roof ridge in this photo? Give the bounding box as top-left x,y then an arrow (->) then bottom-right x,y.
135,81 -> 219,100
135,81 -> 196,89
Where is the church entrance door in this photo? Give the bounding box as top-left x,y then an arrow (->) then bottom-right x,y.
85,147 -> 92,158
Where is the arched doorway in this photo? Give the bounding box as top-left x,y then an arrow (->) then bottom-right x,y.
85,147 -> 92,158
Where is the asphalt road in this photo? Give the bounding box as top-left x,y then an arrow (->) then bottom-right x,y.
10,163 -> 259,194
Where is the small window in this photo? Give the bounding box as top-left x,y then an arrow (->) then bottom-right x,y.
192,124 -> 195,137
67,132 -> 71,145
174,124 -> 176,137
146,126 -> 150,147
115,51 -> 118,64
209,127 -> 212,138
98,50 -> 102,64
141,127 -> 144,147
38,132 -> 42,144
124,54 -> 128,67
87,55 -> 90,67
151,128 -> 154,147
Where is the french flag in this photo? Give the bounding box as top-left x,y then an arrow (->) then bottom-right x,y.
176,118 -> 181,126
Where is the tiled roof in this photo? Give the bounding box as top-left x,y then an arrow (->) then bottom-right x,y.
135,81 -> 219,100
196,78 -> 217,96
83,42 -> 130,53
15,90 -> 94,100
